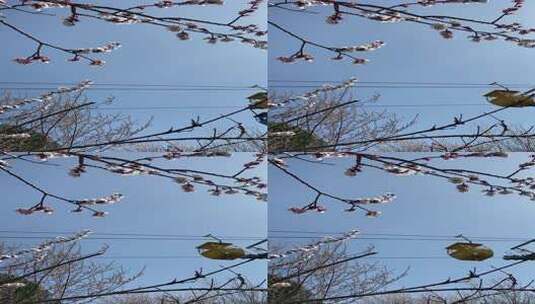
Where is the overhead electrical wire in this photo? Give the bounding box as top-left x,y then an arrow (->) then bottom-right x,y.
0,230 -> 529,243
91,255 -> 453,260
0,80 -> 532,91
0,87 -> 257,92
2,80 -> 532,87
0,80 -> 520,109
269,79 -> 535,86
0,86 -> 525,90
88,104 -> 491,111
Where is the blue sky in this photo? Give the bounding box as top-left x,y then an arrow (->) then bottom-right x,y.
1,1 -> 267,135
0,153 -> 267,287
269,153 -> 535,288
269,1 -> 535,132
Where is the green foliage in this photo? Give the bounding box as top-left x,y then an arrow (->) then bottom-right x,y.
0,274 -> 59,304
268,275 -> 320,304
268,123 -> 330,153
0,124 -> 59,151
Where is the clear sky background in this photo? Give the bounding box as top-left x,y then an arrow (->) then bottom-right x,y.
0,153 -> 267,287
269,153 -> 535,288
269,1 -> 535,132
1,1 -> 267,136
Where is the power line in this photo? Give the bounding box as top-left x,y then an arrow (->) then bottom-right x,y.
270,237 -> 527,242
0,230 -> 265,241
94,106 -> 243,110
88,104 -> 491,111
269,85 -> 530,89
3,103 -> 495,110
269,80 -> 535,86
1,80 -> 530,87
0,231 -> 529,243
93,255 -> 452,260
0,87 -> 257,92
0,86 -> 525,91
268,230 -> 532,241
0,81 -> 530,94
96,255 -> 203,260
0,236 -> 525,243
0,81 -> 259,88
0,229 -> 529,241
270,229 -> 475,237
0,236 -> 263,241
0,230 -> 266,238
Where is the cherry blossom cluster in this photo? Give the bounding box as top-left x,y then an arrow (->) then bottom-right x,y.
288,191 -> 394,217
271,0 -> 535,65
276,52 -> 314,64
239,0 -> 263,16
270,131 -> 296,137
439,151 -> 509,160
173,172 -> 267,201
328,40 -> 384,63
292,0 -> 326,9
13,54 -> 51,64
288,204 -> 327,214
34,152 -> 70,161
15,204 -> 55,216
363,11 -> 405,24
0,133 -> 31,140
21,1 -> 69,11
427,20 -> 535,46
105,163 -> 155,176
15,192 -> 124,217
94,12 -> 143,25
271,155 -> 390,217
0,282 -> 27,288
236,177 -> 268,201
269,229 -> 360,259
297,77 -> 357,101
344,193 -> 396,214
449,173 -> 535,198
2,152 -> 267,220
69,152 -> 267,200
80,153 -> 267,200
276,39 -> 381,65
75,193 -> 124,207
0,230 -> 92,263
396,2 -> 534,47
502,0 -> 524,15
43,80 -> 93,99
271,153 -> 345,166
383,163 -> 423,176
276,152 -> 535,220
71,193 -> 124,217
68,42 -> 121,64
12,39 -> 121,66
2,0 -> 266,67
478,156 -> 535,199
273,77 -> 358,107
163,150 -> 232,160
0,98 -> 41,114
308,151 -> 350,160
155,0 -> 224,8
0,80 -> 92,115
373,153 -> 535,199
417,1 -> 489,6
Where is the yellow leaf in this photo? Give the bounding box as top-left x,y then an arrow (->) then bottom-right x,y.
248,92 -> 269,109
196,241 -> 233,250
197,242 -> 246,260
484,90 -> 535,107
446,242 -> 493,261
